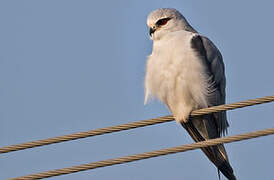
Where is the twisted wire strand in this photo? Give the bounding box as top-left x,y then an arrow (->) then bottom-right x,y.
1,95 -> 274,154
9,127 -> 274,180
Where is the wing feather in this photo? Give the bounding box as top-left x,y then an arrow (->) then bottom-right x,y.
191,34 -> 228,136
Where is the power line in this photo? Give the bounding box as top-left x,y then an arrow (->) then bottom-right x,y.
1,95 -> 274,154
9,127 -> 274,180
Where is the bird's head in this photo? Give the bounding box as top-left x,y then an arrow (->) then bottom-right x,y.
147,8 -> 196,40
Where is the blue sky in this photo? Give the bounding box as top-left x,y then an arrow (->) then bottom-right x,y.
1,1 -> 274,179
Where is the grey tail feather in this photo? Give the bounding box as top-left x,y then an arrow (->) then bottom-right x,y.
218,169 -> 221,180
181,121 -> 236,180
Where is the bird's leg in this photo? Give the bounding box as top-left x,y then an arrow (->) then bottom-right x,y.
174,107 -> 193,124
168,101 -> 193,124
182,110 -> 193,123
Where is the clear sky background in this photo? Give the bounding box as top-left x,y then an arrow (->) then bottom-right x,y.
1,1 -> 274,179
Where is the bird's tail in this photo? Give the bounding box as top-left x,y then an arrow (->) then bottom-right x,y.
217,160 -> 236,180
181,116 -> 236,180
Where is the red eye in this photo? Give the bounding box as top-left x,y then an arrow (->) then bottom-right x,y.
160,19 -> 167,25
156,18 -> 170,26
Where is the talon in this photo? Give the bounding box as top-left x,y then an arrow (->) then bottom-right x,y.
175,114 -> 190,124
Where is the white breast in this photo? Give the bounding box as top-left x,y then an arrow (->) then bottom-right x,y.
145,31 -> 210,123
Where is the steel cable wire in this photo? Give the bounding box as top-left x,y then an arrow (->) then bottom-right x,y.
9,127 -> 274,180
1,95 -> 274,154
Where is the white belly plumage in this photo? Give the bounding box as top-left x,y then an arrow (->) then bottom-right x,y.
145,31 -> 210,123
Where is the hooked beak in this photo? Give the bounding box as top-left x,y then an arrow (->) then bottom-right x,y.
149,27 -> 156,36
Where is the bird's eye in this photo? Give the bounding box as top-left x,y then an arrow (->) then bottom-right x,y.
156,18 -> 170,26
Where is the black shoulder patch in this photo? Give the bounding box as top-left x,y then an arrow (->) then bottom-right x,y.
191,35 -> 216,90
190,34 -> 208,60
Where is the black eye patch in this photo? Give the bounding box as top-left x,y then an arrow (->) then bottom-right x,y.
156,18 -> 171,26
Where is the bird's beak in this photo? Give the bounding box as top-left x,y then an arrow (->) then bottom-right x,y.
149,27 -> 156,36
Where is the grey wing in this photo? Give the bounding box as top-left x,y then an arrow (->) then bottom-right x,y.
186,34 -> 236,180
191,34 -> 228,136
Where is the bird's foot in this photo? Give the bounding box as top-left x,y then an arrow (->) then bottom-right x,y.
175,113 -> 191,124
173,106 -> 193,124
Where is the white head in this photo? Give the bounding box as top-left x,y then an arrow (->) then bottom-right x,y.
147,8 -> 196,40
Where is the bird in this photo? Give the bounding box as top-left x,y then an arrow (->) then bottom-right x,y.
144,8 -> 236,180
